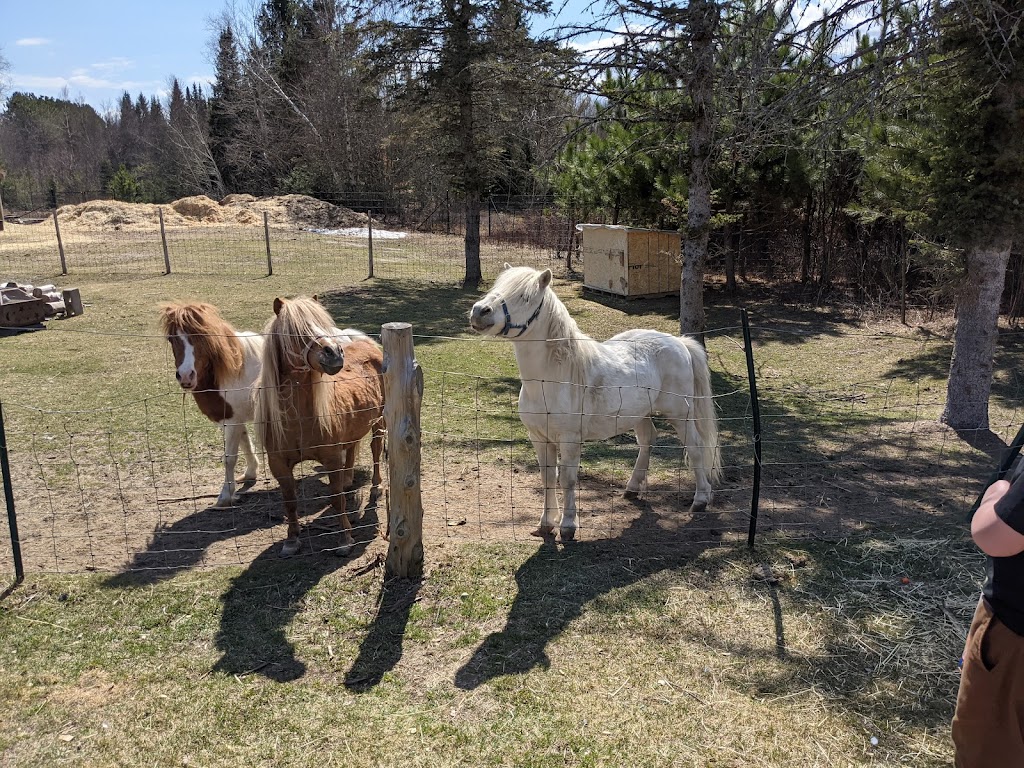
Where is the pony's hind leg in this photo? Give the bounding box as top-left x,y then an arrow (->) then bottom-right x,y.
625,418 -> 656,499
667,417 -> 714,514
530,437 -> 559,538
369,426 -> 384,497
239,425 -> 259,487
326,464 -> 355,554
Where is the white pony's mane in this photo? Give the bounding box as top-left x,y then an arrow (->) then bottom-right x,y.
495,267 -> 599,377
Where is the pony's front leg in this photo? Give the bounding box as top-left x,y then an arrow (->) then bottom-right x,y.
269,453 -> 302,557
557,440 -> 583,541
625,418 -> 656,499
529,437 -> 559,538
369,426 -> 385,503
214,422 -> 245,507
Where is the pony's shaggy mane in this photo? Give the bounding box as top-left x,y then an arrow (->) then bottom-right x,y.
158,302 -> 245,387
256,296 -> 372,449
493,267 -> 599,377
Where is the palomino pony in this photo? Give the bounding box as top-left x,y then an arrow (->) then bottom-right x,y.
469,265 -> 722,541
255,296 -> 386,556
159,302 -> 264,508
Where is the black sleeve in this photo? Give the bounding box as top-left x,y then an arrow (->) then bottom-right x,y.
995,473 -> 1024,535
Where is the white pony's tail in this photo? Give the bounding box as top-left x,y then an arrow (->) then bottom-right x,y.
681,336 -> 723,484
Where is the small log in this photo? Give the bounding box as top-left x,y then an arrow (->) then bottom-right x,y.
43,300 -> 65,318
382,322 -> 425,580
32,284 -> 57,297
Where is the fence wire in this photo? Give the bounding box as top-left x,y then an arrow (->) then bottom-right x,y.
0,204 -> 580,283
2,319 -> 1020,578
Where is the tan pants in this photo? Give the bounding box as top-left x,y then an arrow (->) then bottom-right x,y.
952,597 -> 1024,767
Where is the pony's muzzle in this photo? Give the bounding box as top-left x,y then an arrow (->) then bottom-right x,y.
469,303 -> 494,332
318,345 -> 345,376
176,369 -> 197,389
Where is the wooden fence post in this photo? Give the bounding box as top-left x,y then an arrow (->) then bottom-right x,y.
53,211 -> 67,275
367,211 -> 374,278
264,212 -> 274,275
382,322 -> 424,579
159,207 -> 171,274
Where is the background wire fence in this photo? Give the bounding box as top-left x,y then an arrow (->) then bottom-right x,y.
2,320 -> 1020,578
0,196 -> 582,283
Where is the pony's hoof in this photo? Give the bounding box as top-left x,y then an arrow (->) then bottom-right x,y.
559,527 -> 577,542
331,541 -> 354,558
213,494 -> 235,509
688,501 -> 708,516
624,489 -> 639,500
531,525 -> 555,539
280,538 -> 302,558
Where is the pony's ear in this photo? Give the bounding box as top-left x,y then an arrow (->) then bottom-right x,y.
273,297 -> 285,315
538,268 -> 552,290
504,262 -> 513,270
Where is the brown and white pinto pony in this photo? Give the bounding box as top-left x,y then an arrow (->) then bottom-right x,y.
159,302 -> 264,508
255,296 -> 386,557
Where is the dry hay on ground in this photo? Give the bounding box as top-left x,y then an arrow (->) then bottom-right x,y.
55,194 -> 368,232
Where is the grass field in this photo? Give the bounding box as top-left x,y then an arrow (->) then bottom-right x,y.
1,228 -> 1022,765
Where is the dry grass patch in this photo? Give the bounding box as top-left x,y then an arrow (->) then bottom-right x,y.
0,532 -> 975,766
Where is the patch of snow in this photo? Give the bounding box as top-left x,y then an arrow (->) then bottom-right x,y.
308,227 -> 407,239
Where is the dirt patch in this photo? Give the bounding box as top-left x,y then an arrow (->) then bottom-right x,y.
55,194 -> 368,232
1,419 -> 981,579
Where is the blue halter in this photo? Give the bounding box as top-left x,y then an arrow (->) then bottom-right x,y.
499,295 -> 545,338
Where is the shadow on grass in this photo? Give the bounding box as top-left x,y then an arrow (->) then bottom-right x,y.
343,575 -> 423,691
102,469 -> 377,588
454,501 -> 729,689
729,532 -> 974,754
210,493 -> 383,683
319,281 -> 484,342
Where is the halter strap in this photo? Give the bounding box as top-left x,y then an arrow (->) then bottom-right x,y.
287,334 -> 325,373
499,294 -> 545,338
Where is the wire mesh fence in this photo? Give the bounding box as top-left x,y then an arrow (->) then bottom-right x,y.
2,316 -> 1020,579
0,195 -> 583,284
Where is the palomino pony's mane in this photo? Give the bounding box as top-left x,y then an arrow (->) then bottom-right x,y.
256,296 -> 353,448
158,302 -> 245,386
495,267 -> 599,376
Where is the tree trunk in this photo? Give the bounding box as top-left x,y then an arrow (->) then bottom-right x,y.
801,193 -> 814,283
680,0 -> 718,339
940,242 -> 1012,431
723,223 -> 736,294
463,191 -> 482,288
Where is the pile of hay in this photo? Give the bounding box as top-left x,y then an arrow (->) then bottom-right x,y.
56,194 -> 367,231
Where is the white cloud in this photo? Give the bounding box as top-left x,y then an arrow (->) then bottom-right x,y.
15,38 -> 51,47
91,57 -> 134,74
11,72 -> 162,94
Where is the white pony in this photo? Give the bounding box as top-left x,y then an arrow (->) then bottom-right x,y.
469,266 -> 722,540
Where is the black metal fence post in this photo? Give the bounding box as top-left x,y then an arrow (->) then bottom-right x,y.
741,309 -> 763,548
0,401 -> 24,584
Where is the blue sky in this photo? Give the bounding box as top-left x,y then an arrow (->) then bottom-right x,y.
1,0 -> 601,115
2,0 -> 223,113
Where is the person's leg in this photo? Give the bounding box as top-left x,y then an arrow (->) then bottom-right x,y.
952,597 -> 1024,767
